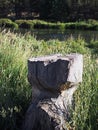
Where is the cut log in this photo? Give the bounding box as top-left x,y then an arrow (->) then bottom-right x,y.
23,53 -> 83,130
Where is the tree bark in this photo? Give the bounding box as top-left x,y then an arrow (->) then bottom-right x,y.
23,53 -> 83,130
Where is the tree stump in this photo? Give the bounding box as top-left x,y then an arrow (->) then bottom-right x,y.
23,53 -> 83,130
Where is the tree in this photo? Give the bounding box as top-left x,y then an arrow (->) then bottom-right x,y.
50,0 -> 71,21
0,0 -> 13,17
39,0 -> 71,21
13,0 -> 24,19
39,0 -> 53,20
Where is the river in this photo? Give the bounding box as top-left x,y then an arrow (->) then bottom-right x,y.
18,29 -> 98,42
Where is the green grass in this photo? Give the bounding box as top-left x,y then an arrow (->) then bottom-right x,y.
71,54 -> 98,130
0,30 -> 98,130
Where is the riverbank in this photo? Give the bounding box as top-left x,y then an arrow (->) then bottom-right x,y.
0,18 -> 98,30
0,30 -> 97,130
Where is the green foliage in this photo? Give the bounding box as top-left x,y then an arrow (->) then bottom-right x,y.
15,20 -> 34,29
87,40 -> 98,53
65,20 -> 98,30
88,40 -> 98,48
33,19 -> 60,29
50,0 -> 70,21
15,19 -> 98,30
0,18 -> 18,29
87,19 -> 98,25
0,31 -> 32,130
0,30 -> 98,130
0,0 -> 13,17
71,55 -> 98,130
0,18 -> 98,30
15,19 -> 63,29
0,0 -> 98,21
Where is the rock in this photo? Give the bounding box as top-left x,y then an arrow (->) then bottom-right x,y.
23,53 -> 83,130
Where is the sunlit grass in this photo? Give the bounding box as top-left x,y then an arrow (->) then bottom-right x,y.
71,54 -> 98,130
0,30 -> 97,130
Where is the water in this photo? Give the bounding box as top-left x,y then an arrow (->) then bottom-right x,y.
19,29 -> 98,41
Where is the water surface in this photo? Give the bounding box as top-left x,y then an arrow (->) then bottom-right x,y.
19,29 -> 98,42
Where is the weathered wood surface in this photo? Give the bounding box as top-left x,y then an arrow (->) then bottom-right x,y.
23,53 -> 83,130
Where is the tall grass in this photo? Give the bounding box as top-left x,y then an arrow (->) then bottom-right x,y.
0,30 -> 97,130
71,54 -> 98,130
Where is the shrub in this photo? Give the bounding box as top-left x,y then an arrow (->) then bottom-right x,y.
0,19 -> 98,30
15,20 -> 34,29
32,20 -> 59,29
65,21 -> 98,30
87,19 -> 98,25
15,19 -> 64,29
65,23 -> 76,29
87,40 -> 98,53
0,18 -> 18,29
89,40 -> 98,48
76,22 -> 90,30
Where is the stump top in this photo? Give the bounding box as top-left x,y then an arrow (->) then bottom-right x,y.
29,54 -> 67,62
28,53 -> 83,92
29,53 -> 82,63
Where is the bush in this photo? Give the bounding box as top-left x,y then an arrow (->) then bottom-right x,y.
87,40 -> 98,53
0,19 -> 98,30
65,23 -> 76,29
65,21 -> 98,30
15,20 -> 34,29
89,41 -> 98,48
0,18 -> 18,29
15,19 -> 64,29
87,19 -> 98,25
32,20 -> 59,29
76,22 -> 90,30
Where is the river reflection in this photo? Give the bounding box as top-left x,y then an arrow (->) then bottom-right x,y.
19,29 -> 98,42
